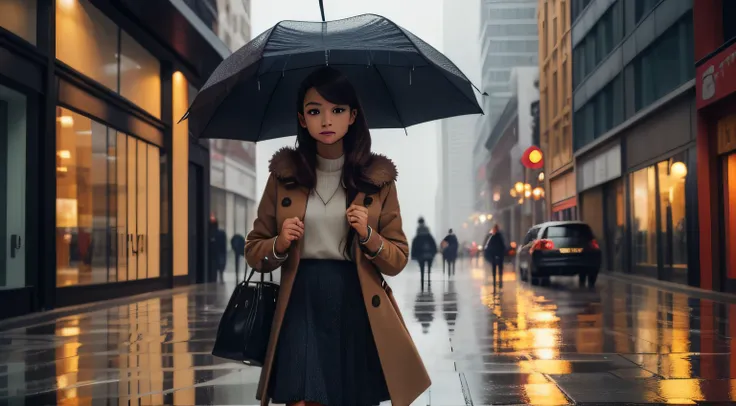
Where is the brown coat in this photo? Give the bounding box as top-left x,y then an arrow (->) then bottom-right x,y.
245,147 -> 431,406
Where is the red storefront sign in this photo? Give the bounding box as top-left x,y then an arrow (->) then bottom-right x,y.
696,41 -> 736,110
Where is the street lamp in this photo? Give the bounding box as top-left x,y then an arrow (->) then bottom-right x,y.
514,182 -> 524,193
538,172 -> 545,182
533,187 -> 543,199
524,189 -> 532,198
510,188 -> 518,198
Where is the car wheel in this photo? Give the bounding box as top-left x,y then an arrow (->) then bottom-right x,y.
578,272 -> 587,287
588,269 -> 599,288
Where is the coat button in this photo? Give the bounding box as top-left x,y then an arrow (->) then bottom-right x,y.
363,196 -> 373,207
281,197 -> 291,207
371,295 -> 381,307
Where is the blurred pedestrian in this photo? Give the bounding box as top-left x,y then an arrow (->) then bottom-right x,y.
243,67 -> 429,406
230,233 -> 245,282
441,228 -> 459,275
411,217 -> 437,284
483,224 -> 507,286
208,217 -> 227,283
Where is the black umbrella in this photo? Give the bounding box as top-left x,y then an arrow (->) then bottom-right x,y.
183,13 -> 483,142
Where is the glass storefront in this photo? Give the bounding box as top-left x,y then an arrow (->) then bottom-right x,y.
0,84 -> 27,290
722,153 -> 736,286
0,0 -> 37,44
55,107 -> 161,287
629,152 -> 689,284
56,0 -> 161,118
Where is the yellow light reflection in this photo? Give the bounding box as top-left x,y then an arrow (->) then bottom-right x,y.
658,379 -> 702,403
523,383 -> 570,405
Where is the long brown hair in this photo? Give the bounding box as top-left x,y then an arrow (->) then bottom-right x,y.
294,66 -> 378,259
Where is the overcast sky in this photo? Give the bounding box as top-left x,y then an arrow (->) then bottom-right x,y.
251,0 -> 479,240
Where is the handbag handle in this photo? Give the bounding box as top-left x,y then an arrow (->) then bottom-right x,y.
244,263 -> 274,283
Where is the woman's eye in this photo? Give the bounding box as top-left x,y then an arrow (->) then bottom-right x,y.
307,109 -> 320,115
333,107 -> 346,114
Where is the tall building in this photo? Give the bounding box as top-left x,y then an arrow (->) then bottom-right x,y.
571,0 -> 696,287
693,0 -> 736,293
538,0 -> 575,220
0,0 -> 227,319
206,0 -> 257,275
477,0 -> 538,142
474,0 -> 538,238
485,67 -> 542,246
437,0 -> 481,243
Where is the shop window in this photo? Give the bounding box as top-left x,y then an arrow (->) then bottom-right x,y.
723,153 -> 736,285
56,0 -> 161,118
56,107 -> 161,286
56,0 -> 119,91
630,166 -> 657,272
0,0 -> 37,44
120,31 -> 162,119
658,155 -> 688,283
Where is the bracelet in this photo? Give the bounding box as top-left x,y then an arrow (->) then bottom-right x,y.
359,226 -> 373,245
365,238 -> 384,260
272,237 -> 288,260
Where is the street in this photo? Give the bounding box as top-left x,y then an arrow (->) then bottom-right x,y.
1,258 -> 736,405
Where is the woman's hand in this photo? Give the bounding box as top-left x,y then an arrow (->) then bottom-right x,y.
275,217 -> 304,254
346,205 -> 369,240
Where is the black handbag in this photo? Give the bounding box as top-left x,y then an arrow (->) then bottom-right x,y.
211,265 -> 279,365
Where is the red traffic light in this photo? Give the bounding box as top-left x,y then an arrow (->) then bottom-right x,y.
521,146 -> 544,170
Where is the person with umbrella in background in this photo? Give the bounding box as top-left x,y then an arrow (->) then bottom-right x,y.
411,217 -> 437,285
183,6 -> 483,405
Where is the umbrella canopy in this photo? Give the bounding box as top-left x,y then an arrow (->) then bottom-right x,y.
184,14 -> 483,142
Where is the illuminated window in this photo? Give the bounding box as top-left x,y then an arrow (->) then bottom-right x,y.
0,0 -> 37,44
55,107 -> 160,287
56,0 -> 161,118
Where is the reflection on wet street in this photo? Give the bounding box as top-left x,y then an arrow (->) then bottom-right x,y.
2,258 -> 736,404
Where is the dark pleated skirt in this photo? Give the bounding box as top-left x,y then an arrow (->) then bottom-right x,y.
268,259 -> 390,406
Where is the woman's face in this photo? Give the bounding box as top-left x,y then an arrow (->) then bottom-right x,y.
298,87 -> 357,145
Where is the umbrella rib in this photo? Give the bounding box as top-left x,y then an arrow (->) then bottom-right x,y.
372,65 -> 408,135
254,73 -> 285,143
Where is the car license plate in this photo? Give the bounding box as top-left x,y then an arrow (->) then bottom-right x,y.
559,248 -> 583,254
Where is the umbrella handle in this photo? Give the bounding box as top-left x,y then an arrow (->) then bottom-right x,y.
318,0 -> 326,22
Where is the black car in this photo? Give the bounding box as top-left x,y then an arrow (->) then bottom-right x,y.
517,221 -> 602,288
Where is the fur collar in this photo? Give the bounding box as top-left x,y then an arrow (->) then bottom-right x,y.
268,147 -> 397,188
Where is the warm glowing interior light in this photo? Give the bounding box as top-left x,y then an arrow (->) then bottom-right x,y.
493,192 -> 501,202
524,190 -> 532,198
529,149 -> 543,164
514,182 -> 524,193
58,0 -> 76,9
533,187 -> 543,198
58,116 -> 74,128
58,150 -> 71,159
524,183 -> 532,191
510,188 -> 518,198
538,172 -> 545,182
671,161 -> 687,178
57,166 -> 68,173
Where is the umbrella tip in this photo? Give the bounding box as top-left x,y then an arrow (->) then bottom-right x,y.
482,92 -> 488,96
177,110 -> 190,124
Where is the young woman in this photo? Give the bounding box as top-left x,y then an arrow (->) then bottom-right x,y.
245,67 -> 430,406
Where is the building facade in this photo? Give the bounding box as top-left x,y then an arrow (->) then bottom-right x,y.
209,0 -> 257,276
0,0 -> 227,319
485,67 -> 544,246
571,0 -> 698,287
538,0 -> 576,221
474,0 -> 538,242
693,0 -> 736,293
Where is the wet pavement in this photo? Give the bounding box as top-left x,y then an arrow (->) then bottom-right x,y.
2,258 -> 736,405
